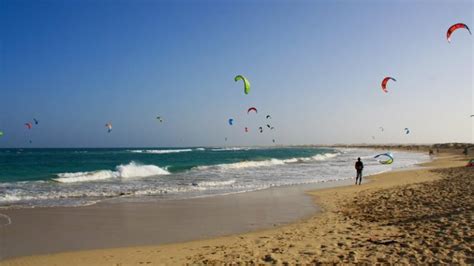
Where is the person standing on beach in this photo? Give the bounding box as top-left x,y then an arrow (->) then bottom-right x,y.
355,157 -> 364,185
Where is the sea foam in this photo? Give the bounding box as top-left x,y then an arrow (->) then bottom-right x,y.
129,149 -> 193,154
53,161 -> 169,183
195,179 -> 237,187
195,152 -> 339,171
210,147 -> 251,151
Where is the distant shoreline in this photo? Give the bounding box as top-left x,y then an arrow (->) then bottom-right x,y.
0,142 -> 472,150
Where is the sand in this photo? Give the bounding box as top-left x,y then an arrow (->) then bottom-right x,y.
2,153 -> 473,265
1,180 -> 352,260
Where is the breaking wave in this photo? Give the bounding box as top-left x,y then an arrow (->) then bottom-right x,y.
211,147 -> 251,152
129,149 -> 193,154
53,162 -> 169,183
196,152 -> 339,171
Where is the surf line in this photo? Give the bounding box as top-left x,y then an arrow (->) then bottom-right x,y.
0,213 -> 12,227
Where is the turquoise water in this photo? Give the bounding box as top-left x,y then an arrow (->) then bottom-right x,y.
0,147 -> 330,182
0,147 -> 429,208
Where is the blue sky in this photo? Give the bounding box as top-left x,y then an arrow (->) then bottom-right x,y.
0,0 -> 472,147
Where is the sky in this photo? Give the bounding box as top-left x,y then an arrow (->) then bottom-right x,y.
0,0 -> 472,148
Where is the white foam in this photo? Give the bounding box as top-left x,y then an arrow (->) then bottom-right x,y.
0,191 -> 56,203
195,152 -> 339,171
211,147 -> 250,151
312,153 -> 339,161
129,149 -> 192,154
197,158 -> 286,170
116,161 -> 169,178
282,158 -> 299,163
196,179 -> 236,187
53,170 -> 118,183
1,194 -> 36,202
282,153 -> 338,163
53,161 -> 169,183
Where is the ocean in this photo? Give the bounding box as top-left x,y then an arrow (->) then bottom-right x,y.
0,147 -> 430,208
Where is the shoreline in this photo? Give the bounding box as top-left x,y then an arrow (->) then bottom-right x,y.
0,147 -> 428,260
0,146 -> 427,210
0,178 -> 359,260
2,151 -> 471,264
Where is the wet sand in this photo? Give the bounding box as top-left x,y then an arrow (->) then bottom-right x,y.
2,153 -> 472,265
0,178 -> 357,260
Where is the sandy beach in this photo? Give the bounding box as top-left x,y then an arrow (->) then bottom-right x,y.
2,150 -> 472,265
0,180 -> 333,260
2,0 -> 472,264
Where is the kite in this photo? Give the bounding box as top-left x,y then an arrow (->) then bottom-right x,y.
33,119 -> 39,125
266,115 -> 271,119
228,118 -> 234,126
272,139 -> 275,143
381,77 -> 396,93
156,116 -> 163,123
234,75 -> 250,95
105,123 -> 112,133
266,124 -> 271,129
404,128 -> 410,134
25,123 -> 32,129
447,23 -> 471,43
247,107 -> 257,114
379,127 -> 384,132
467,159 -> 474,167
259,127 -> 263,133
245,127 -> 249,132
374,152 -> 394,165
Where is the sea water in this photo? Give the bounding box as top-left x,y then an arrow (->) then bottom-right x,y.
0,147 -> 430,208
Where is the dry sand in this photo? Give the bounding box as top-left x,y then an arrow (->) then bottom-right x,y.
2,153 -> 473,265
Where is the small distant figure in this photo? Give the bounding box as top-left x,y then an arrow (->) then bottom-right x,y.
355,157 -> 364,185
429,149 -> 434,156
463,148 -> 468,156
436,148 -> 440,154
